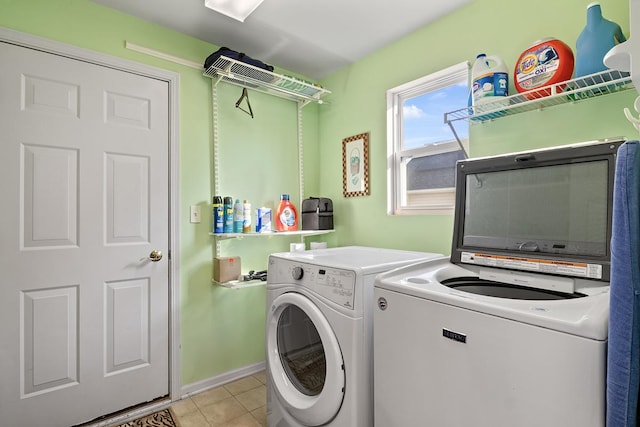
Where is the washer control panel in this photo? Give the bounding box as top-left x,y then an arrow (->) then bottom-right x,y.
292,264 -> 356,310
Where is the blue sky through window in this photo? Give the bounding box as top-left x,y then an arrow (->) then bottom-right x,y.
402,82 -> 468,150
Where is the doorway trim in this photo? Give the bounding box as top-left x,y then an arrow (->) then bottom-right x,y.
0,26 -> 182,403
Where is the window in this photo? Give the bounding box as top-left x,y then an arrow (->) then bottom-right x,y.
387,62 -> 469,215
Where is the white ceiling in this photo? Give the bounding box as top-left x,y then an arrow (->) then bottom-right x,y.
90,0 -> 473,80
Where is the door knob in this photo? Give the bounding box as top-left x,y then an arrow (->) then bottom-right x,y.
148,250 -> 163,262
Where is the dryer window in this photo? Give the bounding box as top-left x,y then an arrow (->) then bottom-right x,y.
277,305 -> 327,396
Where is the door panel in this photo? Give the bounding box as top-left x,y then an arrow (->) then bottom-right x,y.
22,74 -> 80,117
21,286 -> 79,396
22,144 -> 79,247
105,153 -> 149,244
105,91 -> 150,129
105,278 -> 150,374
0,41 -> 170,427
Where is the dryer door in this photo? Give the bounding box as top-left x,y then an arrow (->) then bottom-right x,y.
267,292 -> 345,426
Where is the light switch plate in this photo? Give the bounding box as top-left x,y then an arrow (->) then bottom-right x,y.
190,205 -> 201,223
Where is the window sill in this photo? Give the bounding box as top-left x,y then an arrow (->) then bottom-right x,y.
391,206 -> 454,216
392,188 -> 455,215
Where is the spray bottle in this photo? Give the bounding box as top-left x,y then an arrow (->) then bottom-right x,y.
233,199 -> 243,233
212,196 -> 223,234
223,196 -> 234,233
242,200 -> 252,233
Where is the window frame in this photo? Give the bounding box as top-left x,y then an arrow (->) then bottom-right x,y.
386,61 -> 470,216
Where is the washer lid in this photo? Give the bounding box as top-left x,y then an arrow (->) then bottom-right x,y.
374,260 -> 610,340
267,292 -> 345,425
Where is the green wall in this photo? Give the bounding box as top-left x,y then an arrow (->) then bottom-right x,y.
0,0 -> 318,386
318,0 -> 636,255
1,0 -> 635,388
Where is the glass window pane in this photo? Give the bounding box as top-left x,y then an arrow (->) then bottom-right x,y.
402,83 -> 468,151
406,149 -> 466,190
387,61 -> 469,214
277,305 -> 326,396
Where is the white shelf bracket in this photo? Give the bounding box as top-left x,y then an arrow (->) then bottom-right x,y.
624,95 -> 640,133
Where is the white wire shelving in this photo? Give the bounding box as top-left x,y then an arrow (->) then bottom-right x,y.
205,55 -> 332,288
208,229 -> 334,241
211,278 -> 266,290
203,56 -> 331,106
208,230 -> 334,288
444,69 -> 635,151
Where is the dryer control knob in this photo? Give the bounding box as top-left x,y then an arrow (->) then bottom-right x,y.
291,266 -> 304,280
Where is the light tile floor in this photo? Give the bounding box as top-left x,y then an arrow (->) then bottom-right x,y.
170,371 -> 267,427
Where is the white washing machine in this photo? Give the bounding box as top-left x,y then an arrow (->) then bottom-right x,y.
373,259 -> 609,427
373,141 -> 621,427
266,246 -> 442,427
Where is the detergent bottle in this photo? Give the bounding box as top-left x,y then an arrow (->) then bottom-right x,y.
275,194 -> 298,231
575,2 -> 627,78
471,53 -> 509,106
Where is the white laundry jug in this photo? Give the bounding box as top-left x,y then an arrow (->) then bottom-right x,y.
471,53 -> 509,106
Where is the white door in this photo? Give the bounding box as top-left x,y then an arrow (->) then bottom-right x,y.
0,41 -> 170,426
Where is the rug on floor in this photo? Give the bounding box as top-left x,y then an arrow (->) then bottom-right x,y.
113,408 -> 179,427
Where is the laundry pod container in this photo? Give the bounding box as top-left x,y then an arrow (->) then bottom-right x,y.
514,38 -> 574,99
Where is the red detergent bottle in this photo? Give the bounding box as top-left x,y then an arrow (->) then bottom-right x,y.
275,194 -> 298,231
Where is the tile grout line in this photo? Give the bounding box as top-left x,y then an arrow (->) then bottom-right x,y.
172,372 -> 267,426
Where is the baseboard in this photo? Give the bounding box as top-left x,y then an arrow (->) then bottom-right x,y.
180,360 -> 266,399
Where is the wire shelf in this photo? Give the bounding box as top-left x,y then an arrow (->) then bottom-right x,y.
211,278 -> 266,289
445,69 -> 634,124
209,229 -> 334,241
203,56 -> 330,105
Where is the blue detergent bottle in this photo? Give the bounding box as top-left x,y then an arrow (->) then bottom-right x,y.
575,2 -> 627,78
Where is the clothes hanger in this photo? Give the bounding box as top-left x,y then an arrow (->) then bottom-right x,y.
235,87 -> 254,118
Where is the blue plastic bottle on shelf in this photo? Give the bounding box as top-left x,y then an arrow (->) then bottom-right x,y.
575,2 -> 627,79
223,196 -> 234,233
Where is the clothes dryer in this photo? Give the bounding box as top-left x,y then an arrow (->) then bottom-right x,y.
266,246 -> 442,427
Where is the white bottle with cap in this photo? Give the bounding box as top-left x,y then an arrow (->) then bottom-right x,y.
471,53 -> 509,107
242,200 -> 251,233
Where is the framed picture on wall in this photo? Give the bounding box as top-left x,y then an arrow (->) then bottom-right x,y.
342,132 -> 370,197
